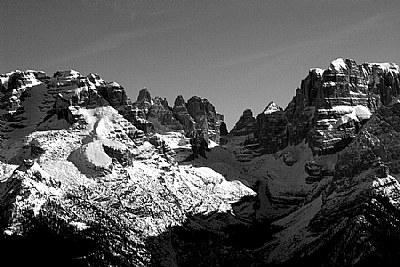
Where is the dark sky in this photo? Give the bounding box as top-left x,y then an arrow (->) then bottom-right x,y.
1,0 -> 400,128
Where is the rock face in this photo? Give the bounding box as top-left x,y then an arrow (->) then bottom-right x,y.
0,70 -> 225,143
121,90 -> 224,143
260,102 -> 400,266
147,97 -> 183,131
219,121 -> 228,136
97,81 -> 128,108
186,96 -> 224,142
232,58 -> 400,155
172,95 -> 195,134
0,70 -> 43,114
230,109 -> 256,136
255,101 -> 288,153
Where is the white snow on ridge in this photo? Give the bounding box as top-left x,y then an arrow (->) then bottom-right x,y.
263,101 -> 282,115
370,62 -> 400,74
329,58 -> 348,72
0,70 -> 42,91
318,105 -> 354,114
353,105 -> 371,120
309,68 -> 324,76
54,69 -> 81,79
108,81 -> 122,87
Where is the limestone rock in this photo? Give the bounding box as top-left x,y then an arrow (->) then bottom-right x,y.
0,70 -> 42,114
101,139 -> 132,166
172,95 -> 195,135
136,88 -> 153,110
219,121 -> 228,136
97,81 -> 128,108
262,101 -> 282,114
121,91 -> 225,143
186,96 -> 224,142
255,101 -> 288,153
87,73 -> 106,87
147,97 -> 183,131
230,109 -> 256,136
230,58 -> 399,156
67,141 -> 112,176
259,102 -> 400,266
53,70 -> 82,80
53,94 -> 73,123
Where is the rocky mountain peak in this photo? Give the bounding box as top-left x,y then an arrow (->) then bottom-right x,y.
263,101 -> 282,115
136,87 -> 153,104
230,109 -> 256,136
309,67 -> 324,77
232,57 -> 400,156
328,57 -> 351,72
87,73 -> 106,87
173,95 -> 186,107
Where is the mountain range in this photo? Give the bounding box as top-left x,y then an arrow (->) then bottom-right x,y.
1,58 -> 400,266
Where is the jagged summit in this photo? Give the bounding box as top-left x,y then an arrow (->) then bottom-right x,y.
53,69 -> 81,79
262,101 -> 282,115
230,109 -> 256,136
309,67 -> 324,76
370,62 -> 400,74
136,87 -> 152,104
87,73 -> 106,86
326,57 -> 400,76
231,57 -> 400,155
329,57 -> 350,72
0,69 -> 225,142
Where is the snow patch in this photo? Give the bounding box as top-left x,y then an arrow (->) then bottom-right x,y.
54,69 -> 81,79
309,68 -> 324,76
70,221 -> 90,231
68,141 -> 112,175
329,58 -> 348,72
263,101 -> 282,115
370,62 -> 400,75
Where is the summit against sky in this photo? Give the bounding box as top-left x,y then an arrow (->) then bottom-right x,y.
1,0 -> 400,128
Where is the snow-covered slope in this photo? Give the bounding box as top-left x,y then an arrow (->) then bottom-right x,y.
0,69 -> 254,266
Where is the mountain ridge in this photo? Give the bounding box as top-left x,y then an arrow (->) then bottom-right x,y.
1,57 -> 400,266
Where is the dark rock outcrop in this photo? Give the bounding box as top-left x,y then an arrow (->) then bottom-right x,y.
136,87 -> 152,105
255,102 -> 288,153
230,109 -> 256,136
147,97 -> 183,131
186,96 -> 224,142
97,81 -> 128,108
54,94 -> 73,123
172,95 -> 195,135
102,140 -> 133,166
219,122 -> 228,136
118,89 -> 224,142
